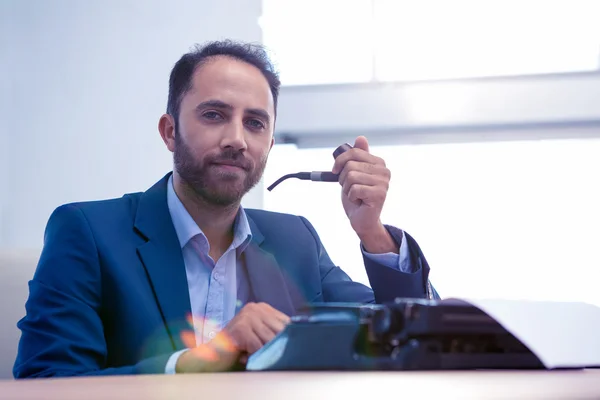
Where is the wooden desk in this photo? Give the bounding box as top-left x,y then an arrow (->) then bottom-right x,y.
1,370 -> 599,400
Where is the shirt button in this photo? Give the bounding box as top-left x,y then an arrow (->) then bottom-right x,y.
208,331 -> 216,339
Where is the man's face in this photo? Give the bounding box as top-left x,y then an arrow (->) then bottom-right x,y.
173,56 -> 275,206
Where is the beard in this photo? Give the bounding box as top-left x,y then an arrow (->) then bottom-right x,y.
173,133 -> 267,207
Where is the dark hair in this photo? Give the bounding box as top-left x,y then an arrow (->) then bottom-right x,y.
166,40 -> 281,125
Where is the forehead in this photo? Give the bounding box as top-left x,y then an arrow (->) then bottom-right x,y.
185,56 -> 274,115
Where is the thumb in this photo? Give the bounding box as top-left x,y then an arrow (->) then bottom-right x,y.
354,136 -> 369,153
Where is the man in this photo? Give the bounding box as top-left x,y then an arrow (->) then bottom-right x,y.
14,40 -> 439,378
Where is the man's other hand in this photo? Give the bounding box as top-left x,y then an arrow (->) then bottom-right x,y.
175,302 -> 290,372
332,136 -> 398,254
224,302 -> 290,354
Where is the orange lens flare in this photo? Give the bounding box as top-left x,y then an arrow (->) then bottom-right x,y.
180,313 -> 239,363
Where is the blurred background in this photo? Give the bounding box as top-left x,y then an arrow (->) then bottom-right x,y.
1,0 -> 600,376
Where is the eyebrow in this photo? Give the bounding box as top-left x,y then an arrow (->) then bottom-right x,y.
196,99 -> 271,122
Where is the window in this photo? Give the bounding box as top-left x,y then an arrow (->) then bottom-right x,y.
373,0 -> 600,81
260,0 -> 374,85
261,0 -> 600,85
263,139 -> 600,306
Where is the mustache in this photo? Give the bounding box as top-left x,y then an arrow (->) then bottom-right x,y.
206,149 -> 253,171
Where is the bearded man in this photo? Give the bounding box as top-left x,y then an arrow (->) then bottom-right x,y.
14,40 -> 439,378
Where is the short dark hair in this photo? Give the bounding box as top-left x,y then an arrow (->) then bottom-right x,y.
166,40 -> 281,125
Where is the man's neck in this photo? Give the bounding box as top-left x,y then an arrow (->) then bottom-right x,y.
172,173 -> 239,259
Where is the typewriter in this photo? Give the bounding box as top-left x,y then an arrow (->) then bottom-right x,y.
246,298 -> 545,371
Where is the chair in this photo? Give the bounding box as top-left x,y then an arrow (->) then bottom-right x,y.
0,249 -> 41,379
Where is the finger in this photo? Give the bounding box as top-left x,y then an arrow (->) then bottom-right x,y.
332,148 -> 385,174
262,314 -> 288,334
272,309 -> 291,324
347,184 -> 387,205
255,302 -> 291,324
340,171 -> 386,196
338,162 -> 391,187
253,322 -> 278,346
353,135 -> 369,152
245,333 -> 265,354
254,304 -> 289,335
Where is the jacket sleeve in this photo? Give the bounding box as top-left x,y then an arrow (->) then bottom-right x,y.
13,205 -> 172,378
363,225 -> 441,302
299,216 -> 439,304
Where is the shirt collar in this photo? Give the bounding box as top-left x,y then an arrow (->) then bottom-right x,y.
166,174 -> 252,251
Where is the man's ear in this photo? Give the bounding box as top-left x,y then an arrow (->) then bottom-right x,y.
158,113 -> 176,152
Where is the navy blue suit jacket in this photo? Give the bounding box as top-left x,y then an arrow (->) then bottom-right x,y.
14,173 -> 437,378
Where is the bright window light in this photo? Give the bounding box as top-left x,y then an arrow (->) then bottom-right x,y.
261,0 -> 600,85
263,139 -> 600,306
374,0 -> 600,81
260,0 -> 374,86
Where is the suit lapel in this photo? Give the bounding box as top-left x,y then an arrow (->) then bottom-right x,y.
134,173 -> 192,350
244,215 -> 302,316
131,176 -> 302,350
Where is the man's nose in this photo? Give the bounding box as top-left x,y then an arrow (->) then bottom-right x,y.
220,119 -> 247,151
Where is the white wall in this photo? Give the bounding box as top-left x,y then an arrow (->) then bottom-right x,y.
0,1 -> 14,248
3,0 -> 263,249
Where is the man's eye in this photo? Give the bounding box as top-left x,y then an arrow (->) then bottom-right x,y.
246,119 -> 265,129
203,111 -> 222,120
